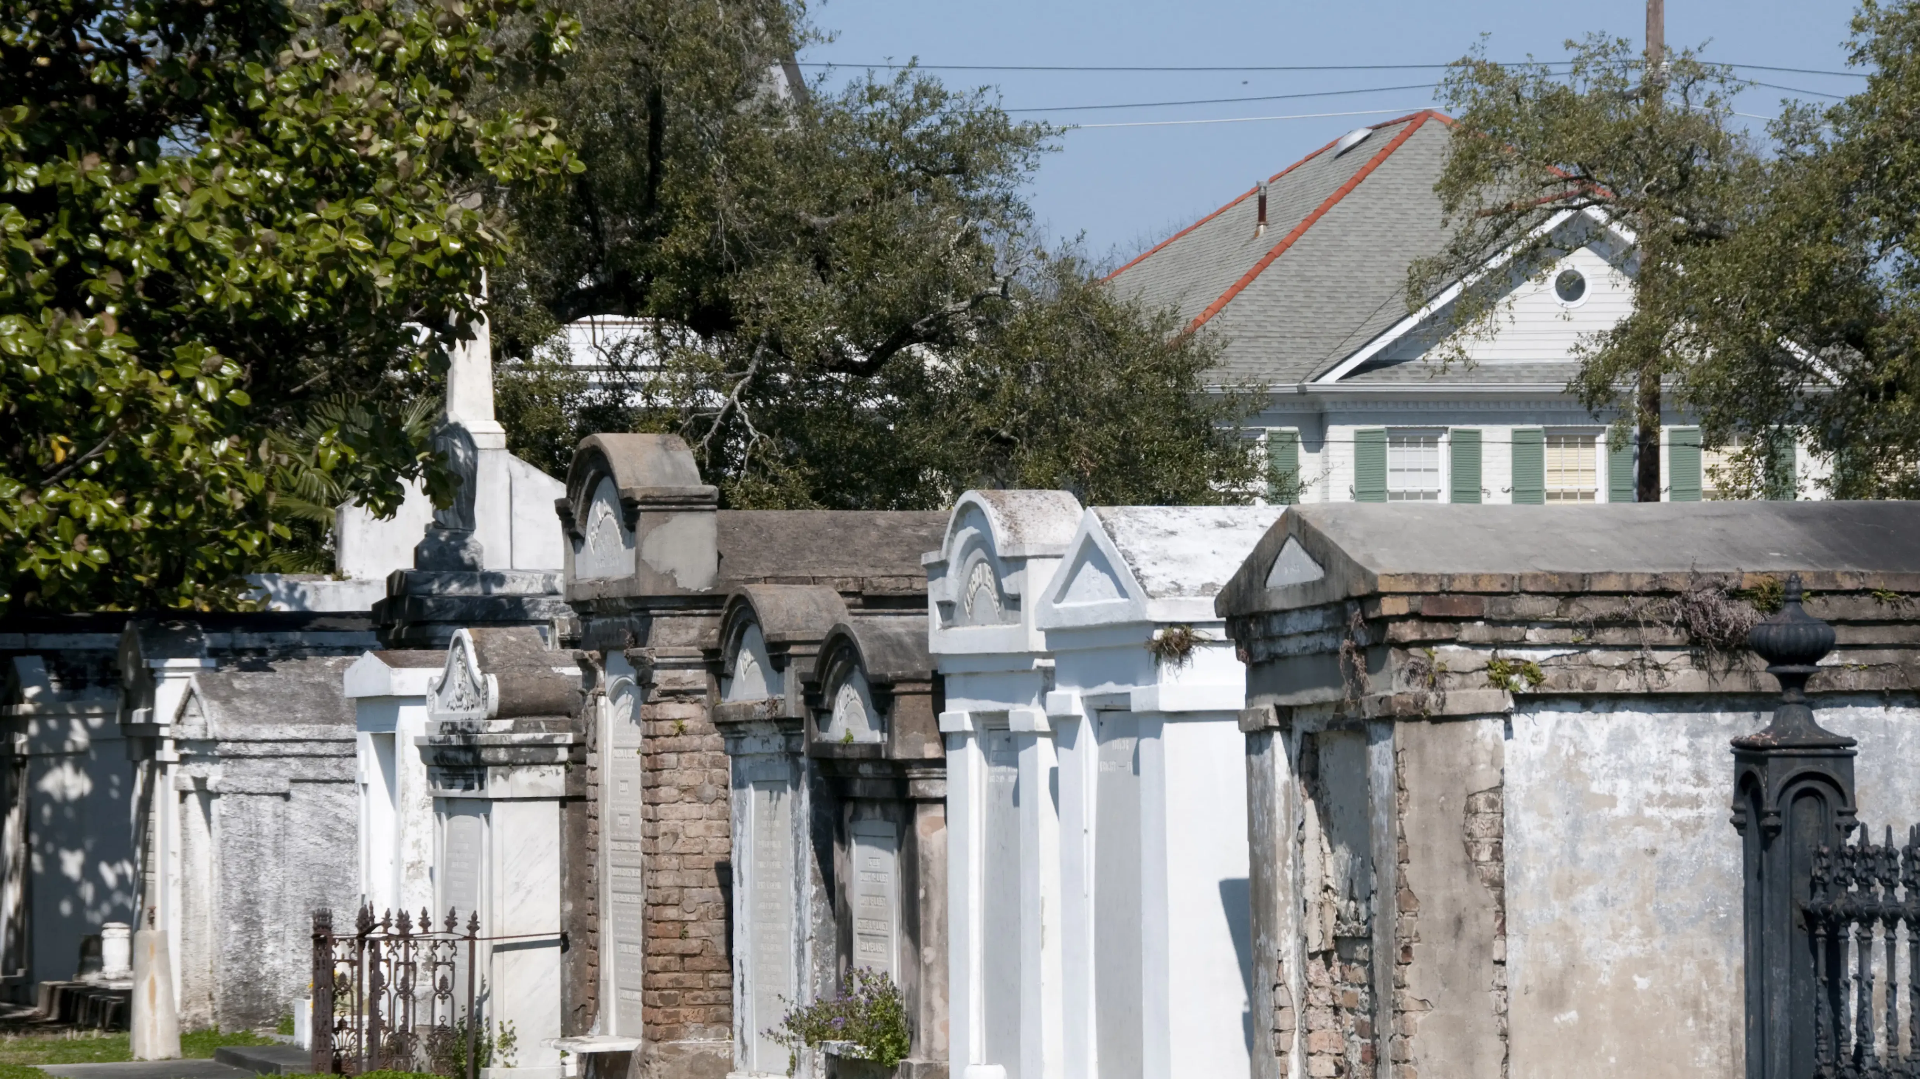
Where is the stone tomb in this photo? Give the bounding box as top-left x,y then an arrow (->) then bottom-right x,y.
710,585 -> 847,1077
343,650 -> 446,918
710,586 -> 947,1078
1030,506 -> 1280,1079
421,627 -> 585,1078
1214,502 -> 1920,1079
808,617 -> 946,1079
142,628 -> 364,1029
558,433 -> 945,1079
922,490 -> 1083,1079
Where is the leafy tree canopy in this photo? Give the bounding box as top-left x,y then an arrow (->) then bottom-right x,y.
1681,0 -> 1920,498
0,0 -> 581,612
491,0 -> 1264,508
1410,34 -> 1761,502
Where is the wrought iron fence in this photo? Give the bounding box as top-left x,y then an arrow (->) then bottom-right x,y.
310,905 -> 481,1078
1807,825 -> 1920,1078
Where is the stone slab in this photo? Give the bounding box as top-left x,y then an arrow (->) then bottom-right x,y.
210,1045 -> 312,1076
41,1063 -> 255,1079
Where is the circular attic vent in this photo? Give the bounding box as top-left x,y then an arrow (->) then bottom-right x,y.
1332,126 -> 1374,156
1555,268 -> 1588,305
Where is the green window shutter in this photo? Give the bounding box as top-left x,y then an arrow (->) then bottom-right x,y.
1354,429 -> 1387,502
1766,430 -> 1798,500
1267,429 -> 1301,505
1511,428 -> 1545,505
1450,429 -> 1482,503
1669,427 -> 1702,502
1608,438 -> 1636,503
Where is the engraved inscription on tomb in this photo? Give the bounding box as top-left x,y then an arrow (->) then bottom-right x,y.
850,819 -> 899,980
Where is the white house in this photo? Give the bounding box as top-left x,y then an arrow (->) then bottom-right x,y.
1107,109 -> 1812,506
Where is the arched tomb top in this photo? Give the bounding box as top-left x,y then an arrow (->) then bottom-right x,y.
814,617 -> 932,690
430,626 -> 583,722
927,490 -> 1083,639
561,433 -> 717,540
717,585 -> 848,707
562,433 -> 720,596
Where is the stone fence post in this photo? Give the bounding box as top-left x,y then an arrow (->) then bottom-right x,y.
1731,573 -> 1857,1079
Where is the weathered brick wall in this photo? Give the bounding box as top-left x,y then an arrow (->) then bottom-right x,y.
1303,939 -> 1373,1078
639,651 -> 733,1076
562,660 -> 600,1037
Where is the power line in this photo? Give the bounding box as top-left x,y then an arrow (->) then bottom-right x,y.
796,60 -> 1867,78
1748,80 -> 1847,99
1011,78 -> 1842,116
1008,83 -> 1438,115
1068,108 -> 1423,130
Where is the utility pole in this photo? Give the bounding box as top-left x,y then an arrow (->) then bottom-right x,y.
1646,0 -> 1664,73
1635,0 -> 1666,502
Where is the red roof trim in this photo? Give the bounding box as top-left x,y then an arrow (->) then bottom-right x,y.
1101,115 -> 1440,284
1183,111 -> 1436,334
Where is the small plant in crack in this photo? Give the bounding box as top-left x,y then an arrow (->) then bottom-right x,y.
1145,624 -> 1209,668
1486,655 -> 1546,693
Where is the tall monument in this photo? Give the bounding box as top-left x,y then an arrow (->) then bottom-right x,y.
375,292 -> 574,648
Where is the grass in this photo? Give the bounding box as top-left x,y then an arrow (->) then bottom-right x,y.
0,1033 -> 130,1066
0,1027 -> 275,1069
179,1028 -> 273,1058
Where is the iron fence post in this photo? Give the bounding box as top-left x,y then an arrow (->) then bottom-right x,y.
466,910 -> 479,1079
311,910 -> 334,1075
1732,573 -> 1857,1079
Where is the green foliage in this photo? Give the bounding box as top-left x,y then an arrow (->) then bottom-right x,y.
0,1033 -> 128,1066
1411,36 -> 1760,501
1740,576 -> 1788,614
0,0 -> 581,613
264,392 -> 442,573
0,1026 -> 265,1067
0,1066 -> 44,1079
1678,1 -> 1920,497
275,1014 -> 296,1038
1485,655 -> 1546,693
767,967 -> 913,1076
179,1028 -> 273,1058
491,1 -> 1262,509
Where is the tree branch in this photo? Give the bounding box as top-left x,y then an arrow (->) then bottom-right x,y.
825,274 -> 1012,378
38,419 -> 134,487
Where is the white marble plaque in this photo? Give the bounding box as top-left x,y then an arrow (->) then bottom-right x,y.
850,819 -> 899,980
441,804 -> 485,917
575,477 -> 635,580
608,758 -> 645,1033
983,728 -> 1024,1078
748,780 -> 795,1073
1094,714 -> 1143,1079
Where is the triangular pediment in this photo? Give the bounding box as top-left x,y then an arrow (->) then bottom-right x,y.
1266,537 -> 1326,588
1316,208 -> 1637,385
1055,541 -> 1130,607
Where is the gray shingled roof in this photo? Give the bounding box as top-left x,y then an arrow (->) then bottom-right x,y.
1107,111 -> 1570,391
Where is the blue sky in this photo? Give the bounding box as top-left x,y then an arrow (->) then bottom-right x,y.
797,0 -> 1865,266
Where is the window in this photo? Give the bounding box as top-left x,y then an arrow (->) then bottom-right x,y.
1555,269 -> 1587,305
1702,437 -> 1740,500
1387,433 -> 1442,501
1545,434 -> 1597,502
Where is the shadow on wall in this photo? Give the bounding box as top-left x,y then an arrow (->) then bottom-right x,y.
1220,876 -> 1253,1053
32,732 -> 137,968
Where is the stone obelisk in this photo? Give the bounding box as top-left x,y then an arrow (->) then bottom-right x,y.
413,293 -> 508,571
377,283 -> 572,648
